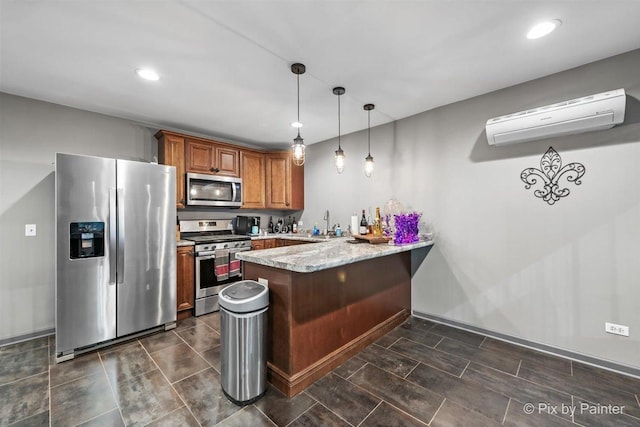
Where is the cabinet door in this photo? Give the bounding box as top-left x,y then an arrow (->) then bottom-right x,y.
240,150 -> 265,209
176,246 -> 195,316
275,239 -> 286,248
251,240 -> 266,250
156,132 -> 186,209
185,139 -> 215,173
265,239 -> 277,249
266,152 -> 304,210
215,146 -> 240,177
266,153 -> 291,209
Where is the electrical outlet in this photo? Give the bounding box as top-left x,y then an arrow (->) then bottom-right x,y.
25,224 -> 37,237
605,322 -> 629,337
258,278 -> 269,288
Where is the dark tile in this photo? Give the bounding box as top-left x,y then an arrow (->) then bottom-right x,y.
305,373 -> 380,426
573,397 -> 640,427
288,403 -> 350,427
139,330 -> 185,353
519,365 -> 640,419
173,368 -> 241,427
175,316 -> 202,331
50,351 -> 103,387
503,400 -> 576,427
8,411 -> 49,427
77,408 -> 125,427
216,405 -> 275,426
572,362 -> 640,396
463,363 -> 572,419
349,363 -> 444,424
177,324 -> 221,352
200,345 -> 221,373
333,356 -> 367,379
406,316 -> 437,330
150,342 -> 210,383
100,342 -> 156,385
0,346 -> 49,385
389,338 -> 469,376
481,337 -> 571,375
360,401 -> 428,426
146,406 -> 199,427
0,372 -> 49,425
431,400 -> 501,427
377,323 -> 442,349
50,371 -> 117,427
429,324 -> 486,347
357,344 -> 419,378
435,337 -> 520,375
0,336 -> 49,355
254,384 -> 316,426
407,363 -> 509,422
199,312 -> 221,332
112,369 -> 183,426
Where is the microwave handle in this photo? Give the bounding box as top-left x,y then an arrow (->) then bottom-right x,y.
232,182 -> 238,203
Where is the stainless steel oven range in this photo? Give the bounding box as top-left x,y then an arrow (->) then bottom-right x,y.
180,219 -> 251,316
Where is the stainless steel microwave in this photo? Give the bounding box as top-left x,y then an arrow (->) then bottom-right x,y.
186,173 -> 242,207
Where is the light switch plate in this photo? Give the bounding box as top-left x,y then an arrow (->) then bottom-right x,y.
25,224 -> 37,237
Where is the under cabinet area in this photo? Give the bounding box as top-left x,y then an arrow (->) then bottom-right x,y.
176,246 -> 195,320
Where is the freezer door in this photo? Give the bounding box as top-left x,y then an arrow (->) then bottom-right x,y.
56,153 -> 117,355
116,160 -> 176,336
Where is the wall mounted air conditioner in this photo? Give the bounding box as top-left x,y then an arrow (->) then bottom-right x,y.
486,88 -> 626,146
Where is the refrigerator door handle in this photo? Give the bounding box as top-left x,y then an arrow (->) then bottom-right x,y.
116,188 -> 125,284
109,188 -> 117,284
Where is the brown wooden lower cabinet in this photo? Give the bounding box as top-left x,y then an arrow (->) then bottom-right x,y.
243,252 -> 411,397
176,246 -> 195,320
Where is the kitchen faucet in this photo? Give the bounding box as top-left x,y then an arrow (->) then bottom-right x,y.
323,209 -> 330,234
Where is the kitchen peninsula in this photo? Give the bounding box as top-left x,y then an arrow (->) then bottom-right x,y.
236,237 -> 432,396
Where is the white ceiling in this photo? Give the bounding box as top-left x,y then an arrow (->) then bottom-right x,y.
2,1 -> 640,149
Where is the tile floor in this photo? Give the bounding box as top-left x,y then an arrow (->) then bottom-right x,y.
1,314 -> 639,426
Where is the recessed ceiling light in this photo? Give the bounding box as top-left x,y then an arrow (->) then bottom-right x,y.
527,19 -> 562,40
136,68 -> 160,81
291,121 -> 303,128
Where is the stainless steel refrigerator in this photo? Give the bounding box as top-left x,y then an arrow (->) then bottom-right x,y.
55,153 -> 176,361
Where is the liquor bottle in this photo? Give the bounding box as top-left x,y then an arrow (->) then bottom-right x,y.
292,217 -> 298,233
359,209 -> 368,235
268,216 -> 273,233
373,207 -> 383,237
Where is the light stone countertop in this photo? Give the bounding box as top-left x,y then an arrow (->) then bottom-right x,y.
236,237 -> 433,273
176,240 -> 195,247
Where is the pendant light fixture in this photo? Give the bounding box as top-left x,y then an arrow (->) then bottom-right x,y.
291,63 -> 306,166
364,103 -> 375,177
333,86 -> 346,173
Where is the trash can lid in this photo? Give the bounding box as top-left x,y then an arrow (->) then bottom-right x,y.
219,280 -> 268,313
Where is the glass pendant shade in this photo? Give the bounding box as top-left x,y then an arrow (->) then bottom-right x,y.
335,147 -> 345,174
364,154 -> 374,177
291,63 -> 306,166
292,134 -> 305,166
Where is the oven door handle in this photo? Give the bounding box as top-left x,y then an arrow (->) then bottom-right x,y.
197,254 -> 216,261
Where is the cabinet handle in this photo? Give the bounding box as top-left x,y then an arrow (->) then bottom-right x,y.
210,167 -> 220,173
285,202 -> 290,206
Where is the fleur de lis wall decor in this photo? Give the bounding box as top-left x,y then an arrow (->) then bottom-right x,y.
520,146 -> 586,205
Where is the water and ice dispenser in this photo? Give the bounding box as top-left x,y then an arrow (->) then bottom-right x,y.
69,222 -> 105,259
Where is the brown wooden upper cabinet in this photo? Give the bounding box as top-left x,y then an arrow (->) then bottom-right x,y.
156,131 -> 186,209
185,139 -> 240,177
266,152 -> 304,210
240,150 -> 266,209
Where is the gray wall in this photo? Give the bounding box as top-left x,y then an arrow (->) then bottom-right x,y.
301,49 -> 640,369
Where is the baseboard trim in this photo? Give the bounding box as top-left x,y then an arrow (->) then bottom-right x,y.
0,328 -> 55,348
412,310 -> 640,379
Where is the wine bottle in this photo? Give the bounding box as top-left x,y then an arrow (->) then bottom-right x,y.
359,209 -> 368,235
292,216 -> 298,233
268,216 -> 273,233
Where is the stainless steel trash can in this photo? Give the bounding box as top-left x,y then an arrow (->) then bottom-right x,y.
219,280 -> 269,405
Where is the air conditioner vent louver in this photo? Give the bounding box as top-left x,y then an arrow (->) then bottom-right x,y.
486,88 -> 626,146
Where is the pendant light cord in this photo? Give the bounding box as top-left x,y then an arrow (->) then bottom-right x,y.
367,109 -> 371,156
338,93 -> 342,150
